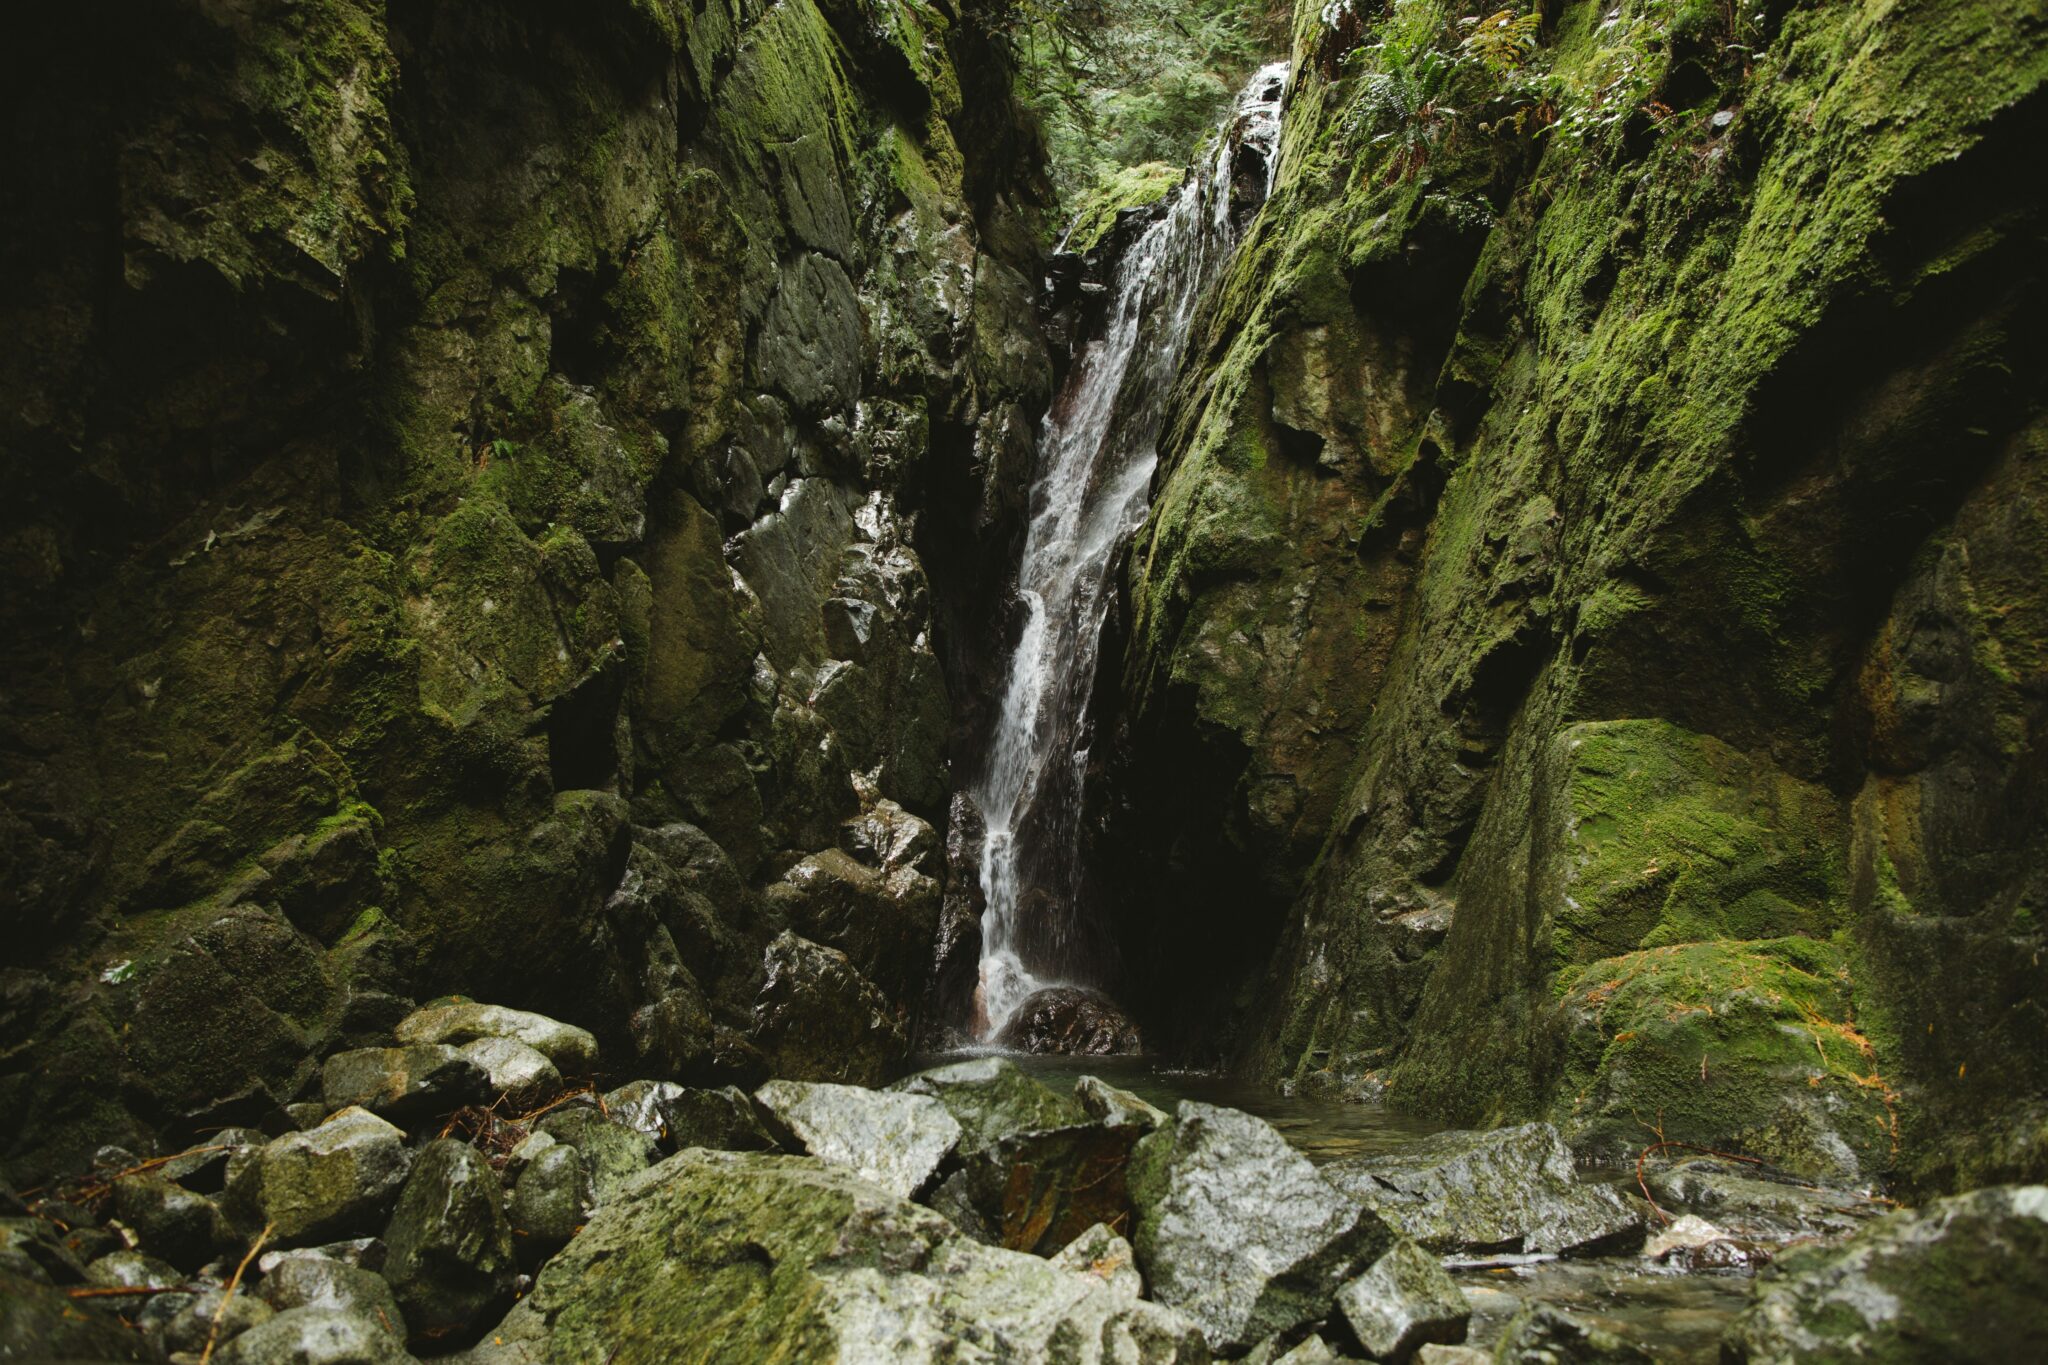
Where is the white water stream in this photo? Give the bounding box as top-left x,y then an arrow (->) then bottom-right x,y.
973,63 -> 1290,1038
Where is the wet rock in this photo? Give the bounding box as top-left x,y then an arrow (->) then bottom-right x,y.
465,1150 -> 1206,1362
945,1120 -> 1143,1257
1643,1159 -> 1882,1243
113,1170 -> 233,1271
762,847 -> 939,1004
1075,1074 -> 1170,1131
161,1286 -> 277,1355
0,1267 -> 156,1360
1049,1222 -> 1145,1299
891,1056 -> 1088,1155
1493,1305 -> 1657,1364
659,1085 -> 778,1152
259,1255 -> 407,1339
459,1037 -> 563,1112
161,1127 -> 268,1193
1415,1348 -> 1491,1365
753,1079 -> 960,1198
224,1108 -> 413,1246
321,1045 -> 488,1124
532,1107 -> 656,1206
599,1080 -> 683,1146
1321,1124 -> 1642,1257
394,1003 -> 599,1075
382,1139 -> 517,1343
996,986 -> 1143,1055
215,1305 -> 419,1364
1128,1101 -> 1396,1353
1334,1239 -> 1470,1363
259,1239 -> 386,1275
1642,1213 -> 1724,1261
509,1143 -> 589,1262
86,1247 -> 184,1293
0,1215 -> 89,1283
750,931 -> 907,1086
1724,1183 -> 2048,1364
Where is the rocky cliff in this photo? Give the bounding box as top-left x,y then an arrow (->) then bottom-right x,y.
1104,0 -> 2048,1192
0,0 -> 1053,1183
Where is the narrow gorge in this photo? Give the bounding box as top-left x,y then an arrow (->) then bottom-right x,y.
2,0 -> 2045,1360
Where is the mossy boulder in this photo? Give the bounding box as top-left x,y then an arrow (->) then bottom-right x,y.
224,1107 -> 413,1246
1063,161 -> 1185,255
382,1139 -> 517,1344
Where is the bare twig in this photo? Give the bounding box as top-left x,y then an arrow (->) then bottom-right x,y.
199,1221 -> 273,1365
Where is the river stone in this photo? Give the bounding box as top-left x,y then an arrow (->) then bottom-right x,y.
1128,1101 -> 1397,1353
0,1267 -> 156,1360
1493,1305 -> 1656,1364
225,1107 -> 413,1246
1723,1183 -> 2048,1363
532,1107 -> 657,1205
1050,1222 -> 1145,1298
753,1079 -> 961,1198
382,1140 -> 517,1343
509,1143 -> 589,1258
1076,1074 -> 1170,1131
215,1306 -> 420,1364
394,1003 -> 599,1074
1644,1159 -> 1882,1243
1334,1239 -> 1469,1362
459,1037 -> 563,1112
465,1149 -> 1206,1362
322,1045 -> 489,1123
996,986 -> 1143,1055
260,1255 -> 407,1339
1321,1124 -> 1641,1257
660,1084 -> 779,1152
891,1056 -> 1088,1156
161,1285 -> 277,1355
113,1170 -> 232,1270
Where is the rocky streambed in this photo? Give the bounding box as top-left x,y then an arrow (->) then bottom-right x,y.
6,1006 -> 2044,1363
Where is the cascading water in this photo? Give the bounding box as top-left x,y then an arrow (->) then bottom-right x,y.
973,63 -> 1290,1040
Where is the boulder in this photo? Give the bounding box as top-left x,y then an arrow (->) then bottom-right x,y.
509,1143 -> 590,1260
660,1084 -> 779,1152
394,1003 -> 599,1075
259,1239 -> 387,1275
532,1107 -> 657,1206
1333,1239 -> 1469,1362
225,1108 -> 413,1245
1321,1124 -> 1641,1257
216,1306 -> 420,1364
1075,1074 -> 1170,1131
1128,1101 -> 1396,1353
112,1170 -> 233,1271
1493,1305 -> 1657,1364
891,1057 -> 1088,1155
160,1127 -> 268,1193
753,1079 -> 960,1198
85,1248 -> 184,1294
750,931 -> 907,1086
1724,1183 -> 2048,1363
259,1255 -> 407,1339
0,1216 -> 88,1283
600,1079 -> 684,1146
466,1150 -> 1207,1362
996,986 -> 1142,1055
1643,1159 -> 1883,1243
0,1267 -> 156,1360
382,1140 -> 517,1344
941,1120 -> 1143,1257
1049,1222 -> 1146,1299
761,847 -> 940,1003
160,1286 -> 277,1356
321,1045 -> 488,1123
459,1037 -> 563,1112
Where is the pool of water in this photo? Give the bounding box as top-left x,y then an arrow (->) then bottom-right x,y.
935,1053 -> 1756,1362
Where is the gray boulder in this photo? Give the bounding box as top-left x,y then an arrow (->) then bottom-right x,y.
1128,1101 -> 1396,1353
1644,1159 -> 1883,1243
0,1214 -> 90,1283
750,931 -> 907,1086
85,1248 -> 184,1293
216,1306 -> 420,1364
1049,1222 -> 1146,1299
661,1084 -> 779,1152
459,1037 -> 563,1112
753,1078 -> 960,1198
321,1045 -> 488,1123
890,1057 -> 1088,1155
1724,1183 -> 2048,1363
1493,1305 -> 1657,1363
600,1079 -> 685,1146
394,1003 -> 599,1075
1075,1075 -> 1170,1131
259,1256 -> 407,1339
225,1108 -> 413,1245
160,1285 -> 277,1356
382,1140 -> 517,1343
465,1150 -> 1206,1362
1321,1124 -> 1641,1257
160,1127 -> 268,1193
509,1144 -> 590,1260
113,1170 -> 233,1271
0,1267 -> 156,1360
1334,1239 -> 1469,1363
532,1106 -> 657,1206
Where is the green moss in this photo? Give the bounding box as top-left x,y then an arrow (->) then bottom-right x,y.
1062,161 -> 1185,253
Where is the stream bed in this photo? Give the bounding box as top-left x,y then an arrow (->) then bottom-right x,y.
990,1054 -> 1756,1363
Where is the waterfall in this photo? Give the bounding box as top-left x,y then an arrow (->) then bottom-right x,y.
972,62 -> 1290,1040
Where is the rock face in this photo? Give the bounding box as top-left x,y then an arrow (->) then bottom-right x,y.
1128,1101 -> 1395,1353
0,0 -> 1053,1186
1724,1183 -> 2048,1363
468,1150 -> 1206,1363
753,1078 -> 961,1198
996,986 -> 1144,1055
1321,1124 -> 1641,1257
